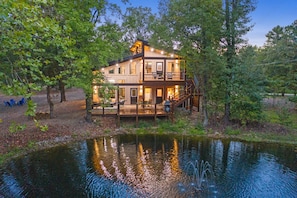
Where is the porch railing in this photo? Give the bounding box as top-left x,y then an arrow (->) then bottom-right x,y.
144,72 -> 185,81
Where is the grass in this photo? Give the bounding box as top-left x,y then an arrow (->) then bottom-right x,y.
238,132 -> 297,144
264,109 -> 297,130
0,148 -> 22,166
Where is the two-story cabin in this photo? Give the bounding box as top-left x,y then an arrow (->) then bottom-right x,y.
92,39 -> 193,118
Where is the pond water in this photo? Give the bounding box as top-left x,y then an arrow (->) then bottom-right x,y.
1,134 -> 297,197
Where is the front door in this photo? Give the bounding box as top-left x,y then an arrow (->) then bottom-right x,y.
156,88 -> 163,104
130,88 -> 137,104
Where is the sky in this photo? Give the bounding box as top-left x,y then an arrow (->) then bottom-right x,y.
112,0 -> 297,47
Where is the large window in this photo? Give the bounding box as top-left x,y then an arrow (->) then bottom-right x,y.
119,88 -> 125,99
145,62 -> 152,73
168,62 -> 175,72
130,62 -> 136,74
119,66 -> 125,74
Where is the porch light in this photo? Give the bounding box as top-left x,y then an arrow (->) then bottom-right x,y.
150,47 -> 154,52
116,63 -> 119,67
130,59 -> 133,62
171,54 -> 174,57
175,60 -> 178,63
101,68 -> 105,71
161,51 -> 164,54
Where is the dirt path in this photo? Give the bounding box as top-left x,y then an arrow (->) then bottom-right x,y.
0,88 -> 118,155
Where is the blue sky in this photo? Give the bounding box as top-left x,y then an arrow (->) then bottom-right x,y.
112,0 -> 297,47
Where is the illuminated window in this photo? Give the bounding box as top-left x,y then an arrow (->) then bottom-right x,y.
130,62 -> 136,74
145,62 -> 152,73
119,88 -> 125,99
109,69 -> 114,74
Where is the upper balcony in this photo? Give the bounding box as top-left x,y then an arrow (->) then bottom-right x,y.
144,71 -> 185,81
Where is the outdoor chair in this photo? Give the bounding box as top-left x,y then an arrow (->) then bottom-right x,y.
10,99 -> 16,106
119,100 -> 125,105
17,98 -> 26,106
4,101 -> 12,107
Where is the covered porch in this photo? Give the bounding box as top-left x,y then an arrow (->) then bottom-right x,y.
91,103 -> 173,126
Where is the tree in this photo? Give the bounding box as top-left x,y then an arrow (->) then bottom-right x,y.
121,6 -> 155,44
221,0 -> 256,124
231,46 -> 265,124
0,0 -> 73,118
151,0 -> 224,126
0,0 -> 126,122
56,0 -> 126,122
261,20 -> 297,96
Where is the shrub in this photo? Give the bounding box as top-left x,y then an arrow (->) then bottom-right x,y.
9,122 -> 26,133
225,127 -> 240,135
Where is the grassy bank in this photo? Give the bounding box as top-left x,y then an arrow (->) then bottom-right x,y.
1,107 -> 297,167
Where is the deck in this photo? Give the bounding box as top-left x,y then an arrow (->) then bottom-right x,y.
91,103 -> 172,126
91,104 -> 170,117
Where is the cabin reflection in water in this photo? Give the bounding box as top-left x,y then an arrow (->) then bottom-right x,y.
90,136 -> 183,195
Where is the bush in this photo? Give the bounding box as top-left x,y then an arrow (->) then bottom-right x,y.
276,106 -> 292,126
225,127 -> 240,135
289,96 -> 297,103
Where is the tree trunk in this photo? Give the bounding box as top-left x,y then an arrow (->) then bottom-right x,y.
85,95 -> 92,123
59,80 -> 66,102
46,86 -> 54,119
224,97 -> 230,124
202,74 -> 209,127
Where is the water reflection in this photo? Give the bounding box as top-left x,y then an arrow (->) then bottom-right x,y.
1,134 -> 297,197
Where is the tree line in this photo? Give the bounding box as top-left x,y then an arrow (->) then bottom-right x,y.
0,0 -> 296,126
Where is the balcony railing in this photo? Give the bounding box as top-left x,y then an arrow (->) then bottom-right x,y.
144,72 -> 185,81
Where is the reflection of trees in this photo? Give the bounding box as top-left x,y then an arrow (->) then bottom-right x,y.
0,143 -> 89,197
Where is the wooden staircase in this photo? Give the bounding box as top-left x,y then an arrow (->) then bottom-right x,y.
172,80 -> 195,108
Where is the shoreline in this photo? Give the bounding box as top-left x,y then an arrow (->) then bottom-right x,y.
1,88 -> 296,166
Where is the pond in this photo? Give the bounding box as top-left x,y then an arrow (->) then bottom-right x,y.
1,134 -> 297,197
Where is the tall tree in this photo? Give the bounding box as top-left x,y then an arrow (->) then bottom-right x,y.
222,0 -> 256,124
151,0 -> 224,126
0,0 -> 73,117
231,46 -> 265,124
261,20 -> 297,96
121,6 -> 155,44
0,0 -> 126,122
57,0 -> 126,122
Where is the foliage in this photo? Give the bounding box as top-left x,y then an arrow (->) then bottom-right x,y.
97,83 -> 117,107
260,20 -> 297,95
151,0 -> 224,127
225,127 -> 240,135
9,122 -> 26,133
230,46 -> 265,124
34,119 -> 49,132
289,96 -> 297,103
137,120 -> 153,128
0,0 -> 128,122
188,124 -> 206,135
222,0 -> 256,123
276,107 -> 292,127
157,118 -> 188,133
152,0 -> 257,126
121,6 -> 156,45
